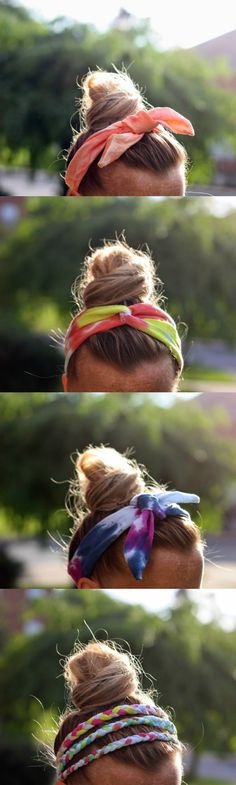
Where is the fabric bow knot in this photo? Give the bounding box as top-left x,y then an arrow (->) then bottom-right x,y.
66,106 -> 195,194
125,491 -> 199,580
68,490 -> 200,584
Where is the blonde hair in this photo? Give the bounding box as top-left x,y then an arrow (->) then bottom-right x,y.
54,639 -> 182,780
74,240 -> 157,309
66,69 -> 187,194
67,445 -> 201,580
80,70 -> 144,133
68,240 -> 181,388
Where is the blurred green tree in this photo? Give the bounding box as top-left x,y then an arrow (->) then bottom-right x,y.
0,393 -> 234,534
0,198 -> 236,346
1,2 -> 236,179
0,591 -> 235,780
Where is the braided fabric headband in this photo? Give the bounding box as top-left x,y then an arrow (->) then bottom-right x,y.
65,106 -> 194,195
58,703 -> 174,754
68,490 -> 200,584
56,703 -> 178,780
64,303 -> 183,374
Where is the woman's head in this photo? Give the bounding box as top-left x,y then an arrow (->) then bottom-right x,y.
66,446 -> 204,589
65,69 -> 193,196
54,640 -> 183,785
62,241 -> 183,393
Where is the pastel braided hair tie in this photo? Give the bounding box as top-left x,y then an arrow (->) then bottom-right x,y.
56,703 -> 178,780
68,490 -> 200,584
64,302 -> 183,375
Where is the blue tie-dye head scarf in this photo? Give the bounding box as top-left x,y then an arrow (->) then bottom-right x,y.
68,490 -> 200,584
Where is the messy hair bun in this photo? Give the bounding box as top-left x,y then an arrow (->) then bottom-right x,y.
80,70 -> 144,133
73,240 -> 159,309
65,640 -> 150,713
54,640 -> 181,779
72,445 -> 146,515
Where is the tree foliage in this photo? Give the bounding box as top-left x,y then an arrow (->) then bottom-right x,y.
1,198 -> 236,392
1,2 -> 236,178
0,591 -> 236,783
1,197 -> 236,339
0,392 -> 234,534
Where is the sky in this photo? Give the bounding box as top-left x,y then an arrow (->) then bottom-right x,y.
105,589 -> 236,630
134,197 -> 236,215
78,393 -> 201,407
21,0 -> 236,48
206,197 -> 236,216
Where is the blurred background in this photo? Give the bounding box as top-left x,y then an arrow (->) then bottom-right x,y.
1,196 -> 236,392
0,391 -> 236,588
0,1 -> 236,195
0,587 -> 236,784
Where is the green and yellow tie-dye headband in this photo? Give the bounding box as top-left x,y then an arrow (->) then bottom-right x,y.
64,303 -> 183,373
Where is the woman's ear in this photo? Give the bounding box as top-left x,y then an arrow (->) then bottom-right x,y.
62,373 -> 68,392
78,576 -> 100,589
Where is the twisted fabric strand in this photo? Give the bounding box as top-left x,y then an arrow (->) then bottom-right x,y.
58,716 -> 176,774
58,703 -> 162,754
61,733 -> 177,779
56,703 -> 178,781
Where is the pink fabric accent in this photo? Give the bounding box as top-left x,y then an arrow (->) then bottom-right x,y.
66,106 -> 194,194
98,131 -> 144,167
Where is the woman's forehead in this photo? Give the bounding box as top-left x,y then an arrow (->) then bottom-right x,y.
98,159 -> 186,197
70,345 -> 177,393
76,753 -> 182,785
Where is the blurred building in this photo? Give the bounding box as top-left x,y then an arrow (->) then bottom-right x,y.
223,488 -> 236,534
184,339 -> 236,375
194,29 -> 236,79
0,169 -> 60,197
0,588 -> 53,636
191,393 -> 236,538
111,7 -> 140,31
196,392 -> 236,439
192,29 -> 236,187
0,197 -> 26,228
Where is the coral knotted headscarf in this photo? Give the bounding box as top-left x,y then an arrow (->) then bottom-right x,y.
66,106 -> 195,194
